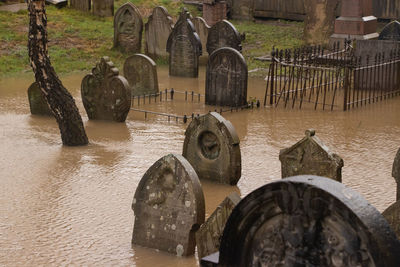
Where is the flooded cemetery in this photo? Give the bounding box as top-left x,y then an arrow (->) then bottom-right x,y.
2,0 -> 400,266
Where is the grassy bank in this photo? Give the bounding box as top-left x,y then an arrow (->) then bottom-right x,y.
0,0 -> 303,78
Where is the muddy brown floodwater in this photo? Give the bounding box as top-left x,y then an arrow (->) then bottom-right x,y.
1,66 -> 400,266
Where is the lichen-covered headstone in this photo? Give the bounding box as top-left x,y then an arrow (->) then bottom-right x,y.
182,112 -> 241,185
81,57 -> 131,122
195,192 -> 241,260
145,6 -> 173,59
383,201 -> 400,241
92,0 -> 114,17
27,82 -> 52,116
206,20 -> 241,55
70,0 -> 90,12
132,154 -> 205,256
192,17 -> 210,56
166,8 -> 202,78
205,47 -> 247,107
393,148 -> 400,200
279,129 -> 344,182
379,20 -> 400,41
123,54 -> 159,97
114,3 -> 143,53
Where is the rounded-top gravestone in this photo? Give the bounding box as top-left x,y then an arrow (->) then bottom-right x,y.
379,20 -> 400,41
192,17 -> 210,56
206,20 -> 242,55
27,82 -> 52,116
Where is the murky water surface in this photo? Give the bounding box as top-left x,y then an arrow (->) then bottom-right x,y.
1,66 -> 400,266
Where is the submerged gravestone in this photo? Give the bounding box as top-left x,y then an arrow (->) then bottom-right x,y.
70,0 -> 90,12
205,47 -> 247,107
195,192 -> 241,260
81,57 -> 131,122
132,154 -> 205,256
383,200 -> 400,240
206,20 -> 241,55
27,82 -> 52,116
114,3 -> 143,53
182,112 -> 241,185
145,6 -> 173,59
379,20 -> 400,41
279,129 -> 344,182
92,0 -> 114,17
393,148 -> 400,201
123,54 -> 159,96
166,8 -> 202,78
192,17 -> 210,56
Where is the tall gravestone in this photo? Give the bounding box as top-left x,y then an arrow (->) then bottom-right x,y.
123,54 -> 159,97
182,112 -> 241,185
145,6 -> 173,59
393,148 -> 400,201
70,0 -> 90,12
205,47 -> 247,107
27,82 -> 52,116
166,8 -> 202,78
279,129 -> 344,182
206,20 -> 241,55
81,57 -> 131,122
92,0 -> 114,17
192,17 -> 210,57
379,20 -> 400,41
114,3 -> 143,53
132,154 -> 205,256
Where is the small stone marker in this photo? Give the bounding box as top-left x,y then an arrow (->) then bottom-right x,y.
92,0 -> 114,17
379,20 -> 400,41
81,57 -> 131,122
70,0 -> 90,12
114,3 -> 143,54
383,200 -> 400,240
145,6 -> 173,59
205,47 -> 248,107
206,20 -> 241,55
27,82 -> 52,116
279,129 -> 344,182
123,54 -> 159,97
195,192 -> 241,260
192,17 -> 210,56
132,154 -> 205,256
182,112 -> 241,185
166,8 -> 202,78
393,148 -> 400,201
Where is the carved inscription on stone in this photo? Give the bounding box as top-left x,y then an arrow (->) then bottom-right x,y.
123,54 -> 159,96
114,3 -> 143,53
92,0 -> 114,17
27,82 -> 52,116
192,17 -> 210,56
132,154 -> 205,256
70,0 -> 90,12
279,129 -> 344,182
379,20 -> 400,41
81,57 -> 131,122
206,47 -> 248,107
183,112 -> 241,185
206,20 -> 241,55
393,148 -> 400,201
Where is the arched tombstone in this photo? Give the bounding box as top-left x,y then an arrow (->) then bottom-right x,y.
81,57 -> 131,122
92,0 -> 114,17
114,2 -> 143,53
204,175 -> 400,267
70,0 -> 90,12
182,112 -> 241,185
132,154 -> 205,256
192,17 -> 210,57
123,54 -> 159,97
145,6 -> 173,59
392,148 -> 400,200
379,20 -> 400,41
27,82 -> 52,116
205,47 -> 248,107
166,8 -> 202,78
206,20 -> 242,55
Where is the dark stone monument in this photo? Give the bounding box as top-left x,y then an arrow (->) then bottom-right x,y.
81,57 -> 131,122
383,200 -> 400,240
393,148 -> 400,201
123,54 -> 159,97
202,0 -> 227,27
205,47 -> 247,107
202,175 -> 400,267
182,112 -> 241,185
27,82 -> 52,116
70,0 -> 90,12
132,154 -> 205,256
145,6 -> 173,59
166,8 -> 202,78
92,0 -> 114,17
192,17 -> 210,57
206,20 -> 241,55
114,2 -> 143,53
379,20 -> 400,41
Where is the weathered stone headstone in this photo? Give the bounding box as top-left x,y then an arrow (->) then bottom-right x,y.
393,148 -> 400,201
182,112 -> 241,185
203,1 -> 227,27
145,6 -> 173,59
27,82 -> 52,116
123,54 -> 159,97
166,8 -> 202,78
192,17 -> 210,57
92,0 -> 114,17
81,57 -> 131,122
379,20 -> 400,41
205,47 -> 247,107
279,129 -> 344,182
383,200 -> 400,240
132,154 -> 205,256
114,2 -> 143,53
70,0 -> 90,12
195,192 -> 240,260
206,20 -> 241,55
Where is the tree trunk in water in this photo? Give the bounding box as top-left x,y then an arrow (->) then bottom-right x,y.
28,0 -> 88,146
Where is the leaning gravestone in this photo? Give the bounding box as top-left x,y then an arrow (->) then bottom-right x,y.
145,6 -> 173,59
393,148 -> 400,201
206,20 -> 242,55
132,154 -> 205,256
70,0 -> 90,12
114,3 -> 143,53
192,17 -> 210,56
27,82 -> 52,116
182,112 -> 241,185
279,129 -> 344,182
92,0 -> 114,17
123,54 -> 159,97
205,47 -> 248,107
379,20 -> 400,41
81,57 -> 131,122
166,8 -> 202,78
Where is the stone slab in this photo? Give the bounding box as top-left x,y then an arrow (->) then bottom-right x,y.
92,0 -> 114,17
70,0 -> 90,12
192,17 -> 210,57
